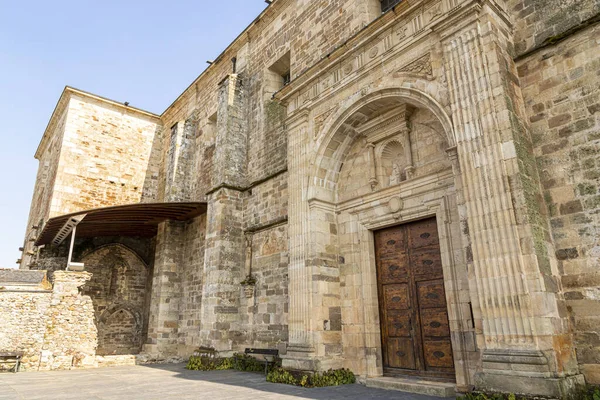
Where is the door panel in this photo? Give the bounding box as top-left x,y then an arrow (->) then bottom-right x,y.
417,280 -> 447,309
383,284 -> 410,310
421,309 -> 451,337
407,218 -> 439,249
388,338 -> 416,369
410,248 -> 443,279
386,311 -> 412,337
375,217 -> 455,380
379,257 -> 409,283
424,340 -> 454,368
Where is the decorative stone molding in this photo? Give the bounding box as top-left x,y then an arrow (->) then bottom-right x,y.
397,53 -> 433,77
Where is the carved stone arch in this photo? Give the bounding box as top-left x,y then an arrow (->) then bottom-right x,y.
80,242 -> 151,356
96,304 -> 143,356
80,243 -> 149,269
98,304 -> 143,329
309,86 -> 456,204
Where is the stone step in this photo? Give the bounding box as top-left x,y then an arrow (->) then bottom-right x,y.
366,376 -> 456,398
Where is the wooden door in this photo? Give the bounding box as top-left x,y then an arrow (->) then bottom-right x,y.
375,217 -> 455,380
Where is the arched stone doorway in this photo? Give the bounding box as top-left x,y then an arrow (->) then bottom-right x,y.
302,88 -> 476,387
81,244 -> 151,356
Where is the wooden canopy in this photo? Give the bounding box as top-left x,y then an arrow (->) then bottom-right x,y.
35,202 -> 207,246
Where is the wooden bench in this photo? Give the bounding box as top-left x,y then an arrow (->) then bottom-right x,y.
0,352 -> 23,373
244,348 -> 279,375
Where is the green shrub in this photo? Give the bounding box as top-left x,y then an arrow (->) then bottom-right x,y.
568,385 -> 600,400
186,356 -> 233,371
266,368 -> 299,385
232,353 -> 281,373
186,353 -> 282,373
312,368 -> 356,387
266,367 -> 356,388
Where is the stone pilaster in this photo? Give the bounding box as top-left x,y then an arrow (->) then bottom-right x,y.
282,110 -> 317,370
144,221 -> 184,357
200,73 -> 248,352
200,188 -> 245,352
440,6 -> 582,396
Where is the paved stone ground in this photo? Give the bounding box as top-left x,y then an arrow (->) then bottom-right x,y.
0,363 -> 446,400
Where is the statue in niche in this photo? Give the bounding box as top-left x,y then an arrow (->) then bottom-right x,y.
389,160 -> 403,186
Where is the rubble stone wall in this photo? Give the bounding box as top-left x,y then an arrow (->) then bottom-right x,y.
0,271 -> 97,371
518,23 -> 600,384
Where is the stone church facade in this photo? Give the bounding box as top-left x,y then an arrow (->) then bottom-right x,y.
17,0 -> 600,396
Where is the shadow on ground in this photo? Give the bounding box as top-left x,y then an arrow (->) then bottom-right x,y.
139,363 -> 446,400
0,363 -> 449,400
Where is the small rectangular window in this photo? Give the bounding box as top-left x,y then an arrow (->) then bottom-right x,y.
269,51 -> 291,90
381,0 -> 402,13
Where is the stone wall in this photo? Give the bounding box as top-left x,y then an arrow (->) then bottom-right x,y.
20,103 -> 68,268
50,92 -> 162,217
243,171 -> 288,230
21,88 -> 162,270
517,23 -> 600,384
241,223 -> 289,350
509,0 -> 600,57
178,215 -> 208,355
0,271 -> 97,371
80,245 -> 151,356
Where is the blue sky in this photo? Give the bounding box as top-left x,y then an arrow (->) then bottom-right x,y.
0,0 -> 268,268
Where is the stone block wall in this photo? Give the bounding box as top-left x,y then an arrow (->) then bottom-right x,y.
50,93 -> 162,217
178,215 -> 208,355
517,23 -> 600,384
21,88 -> 162,270
21,104 -> 68,268
241,224 -> 289,350
243,172 -> 288,230
0,271 -> 97,371
509,0 -> 600,57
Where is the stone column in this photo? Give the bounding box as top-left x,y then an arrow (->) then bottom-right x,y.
200,73 -> 248,352
440,7 -> 582,396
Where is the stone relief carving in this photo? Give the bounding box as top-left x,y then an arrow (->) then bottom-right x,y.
288,0 -> 462,110
369,46 -> 379,59
388,196 -> 404,213
313,108 -> 337,139
398,53 -> 433,76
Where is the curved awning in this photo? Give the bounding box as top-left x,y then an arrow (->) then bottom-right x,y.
35,202 -> 207,246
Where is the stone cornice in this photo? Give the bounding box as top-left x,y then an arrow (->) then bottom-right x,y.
339,168 -> 454,213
